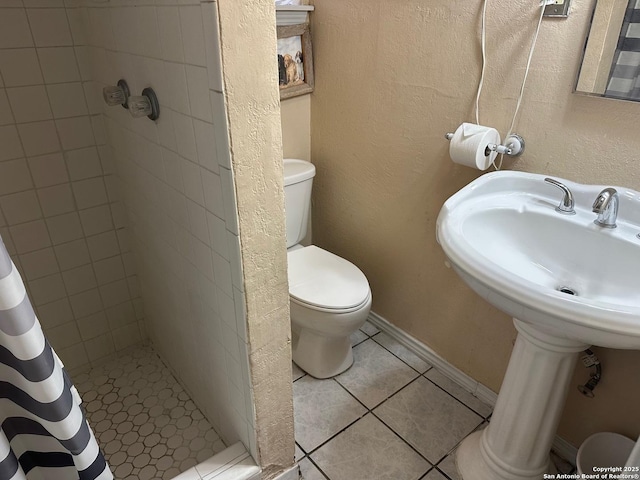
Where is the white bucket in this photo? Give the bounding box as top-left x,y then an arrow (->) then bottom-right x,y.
576,432 -> 635,475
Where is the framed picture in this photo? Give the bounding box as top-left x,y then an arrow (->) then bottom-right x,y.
277,23 -> 314,100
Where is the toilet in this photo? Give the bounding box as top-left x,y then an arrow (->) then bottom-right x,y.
284,158 -> 372,379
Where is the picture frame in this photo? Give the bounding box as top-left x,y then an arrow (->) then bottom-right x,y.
277,23 -> 314,100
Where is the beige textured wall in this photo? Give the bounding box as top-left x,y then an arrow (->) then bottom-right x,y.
310,0 -> 640,447
217,0 -> 294,477
281,95 -> 311,160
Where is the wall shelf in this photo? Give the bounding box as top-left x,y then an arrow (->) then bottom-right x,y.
276,5 -> 314,26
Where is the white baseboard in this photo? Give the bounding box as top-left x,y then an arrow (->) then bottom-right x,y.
366,311 -> 578,465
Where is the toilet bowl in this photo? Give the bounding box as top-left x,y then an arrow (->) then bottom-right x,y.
284,159 -> 372,379
288,245 -> 371,378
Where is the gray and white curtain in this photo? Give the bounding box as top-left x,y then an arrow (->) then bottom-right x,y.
0,236 -> 112,479
605,0 -> 640,99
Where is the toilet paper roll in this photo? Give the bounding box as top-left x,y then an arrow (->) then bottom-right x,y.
449,123 -> 501,171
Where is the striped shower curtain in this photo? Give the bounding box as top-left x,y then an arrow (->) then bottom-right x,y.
605,0 -> 640,99
0,236 -> 112,479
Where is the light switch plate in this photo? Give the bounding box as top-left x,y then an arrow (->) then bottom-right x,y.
543,0 -> 571,17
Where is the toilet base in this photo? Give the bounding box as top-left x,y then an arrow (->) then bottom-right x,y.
292,328 -> 354,379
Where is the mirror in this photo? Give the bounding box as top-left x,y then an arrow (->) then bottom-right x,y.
576,0 -> 640,101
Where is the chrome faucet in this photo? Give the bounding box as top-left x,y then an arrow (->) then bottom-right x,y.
592,188 -> 618,228
544,178 -> 575,215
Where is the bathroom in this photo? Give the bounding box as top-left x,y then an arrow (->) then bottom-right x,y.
0,0 -> 639,479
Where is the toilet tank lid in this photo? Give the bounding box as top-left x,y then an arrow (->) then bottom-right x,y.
288,246 -> 370,310
284,158 -> 316,186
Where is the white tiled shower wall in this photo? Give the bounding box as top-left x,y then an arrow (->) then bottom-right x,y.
0,2 -> 143,372
75,0 -> 258,459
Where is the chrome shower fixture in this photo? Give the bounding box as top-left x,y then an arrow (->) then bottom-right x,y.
103,79 -> 130,109
128,87 -> 160,121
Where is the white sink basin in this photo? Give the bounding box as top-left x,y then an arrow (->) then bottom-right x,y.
437,170 -> 640,349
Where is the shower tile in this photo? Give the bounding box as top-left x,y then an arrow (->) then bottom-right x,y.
47,82 -> 88,119
179,5 -> 206,67
0,158 -> 31,193
56,117 -> 95,151
293,375 -> 366,452
201,169 -> 224,219
37,47 -> 80,84
10,219 -> 50,254
99,279 -> 131,308
79,205 -> 113,237
201,1 -> 223,93
157,6 -> 184,63
219,168 -> 237,235
209,91 -> 230,170
0,190 -> 42,225
335,339 -> 419,409
37,183 -> 76,217
163,62 -> 190,115
0,8 -> 33,49
75,345 -> 226,480
57,342 -> 89,372
0,48 -> 43,87
86,231 -> 120,262
54,238 -> 90,270
19,247 -> 58,281
180,157 -> 204,204
28,153 -> 69,188
62,264 -> 97,295
311,413 -> 430,480
93,256 -> 126,285
26,8 -> 73,47
193,118 -> 218,174
29,272 -> 66,305
17,120 -> 59,157
6,85 -> 52,123
36,298 -> 74,330
47,320 -> 81,350
76,311 -> 110,341
69,288 -> 103,318
373,376 -> 483,463
66,9 -> 87,46
0,90 -> 13,125
186,65 -> 212,123
84,333 -> 115,362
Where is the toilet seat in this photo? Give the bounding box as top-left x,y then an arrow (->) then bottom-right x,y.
288,246 -> 370,312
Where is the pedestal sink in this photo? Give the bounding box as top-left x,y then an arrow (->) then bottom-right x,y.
436,171 -> 640,480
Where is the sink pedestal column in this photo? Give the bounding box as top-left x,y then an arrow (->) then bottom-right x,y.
457,319 -> 588,480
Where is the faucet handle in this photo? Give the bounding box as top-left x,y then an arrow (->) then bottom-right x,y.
544,178 -> 576,215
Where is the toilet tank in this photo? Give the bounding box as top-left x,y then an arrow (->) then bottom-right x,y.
283,159 -> 316,248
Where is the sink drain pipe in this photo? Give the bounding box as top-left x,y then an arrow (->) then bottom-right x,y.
577,349 -> 601,398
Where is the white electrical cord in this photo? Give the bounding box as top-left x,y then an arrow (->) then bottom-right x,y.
474,0 -> 488,125
493,1 -> 546,170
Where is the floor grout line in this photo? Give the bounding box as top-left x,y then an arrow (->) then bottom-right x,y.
293,322 -> 574,479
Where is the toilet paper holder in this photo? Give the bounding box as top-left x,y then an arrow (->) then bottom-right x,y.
445,132 -> 526,157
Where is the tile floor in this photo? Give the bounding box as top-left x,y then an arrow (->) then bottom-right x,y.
74,344 -> 226,480
293,321 -> 575,480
